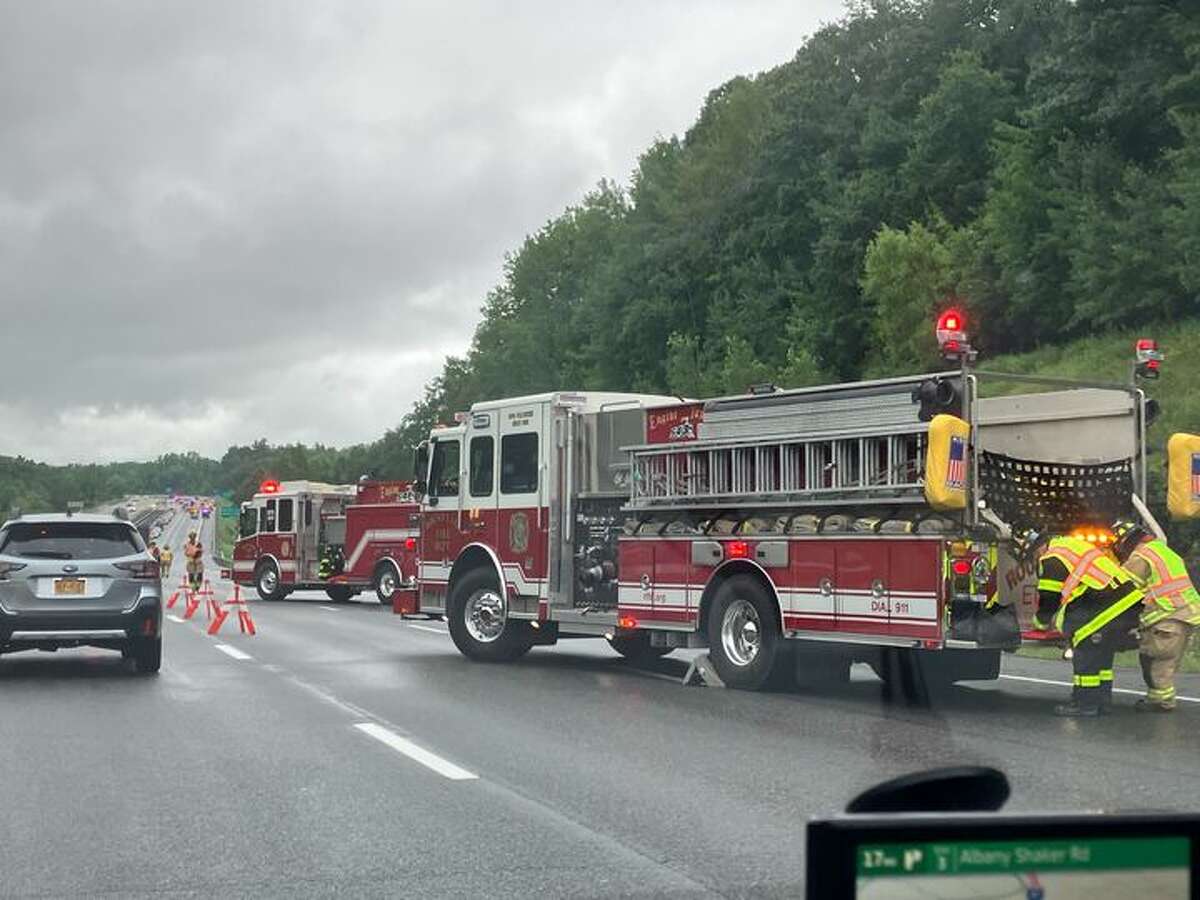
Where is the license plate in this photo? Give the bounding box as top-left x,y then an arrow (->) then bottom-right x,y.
54,578 -> 85,596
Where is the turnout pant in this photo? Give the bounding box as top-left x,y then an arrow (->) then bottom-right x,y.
1063,591 -> 1142,708
1140,620 -> 1194,709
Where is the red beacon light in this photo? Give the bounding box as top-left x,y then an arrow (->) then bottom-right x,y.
1134,338 -> 1163,380
260,479 -> 281,494
935,308 -> 973,363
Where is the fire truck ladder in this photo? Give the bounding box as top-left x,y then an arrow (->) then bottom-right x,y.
623,373 -> 952,511
626,426 -> 927,510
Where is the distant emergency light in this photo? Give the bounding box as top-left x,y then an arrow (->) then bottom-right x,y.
260,479 -> 281,494
1135,338 -> 1163,380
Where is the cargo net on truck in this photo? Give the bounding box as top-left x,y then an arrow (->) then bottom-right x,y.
978,452 -> 1133,535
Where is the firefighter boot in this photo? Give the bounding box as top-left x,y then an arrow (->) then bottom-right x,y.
1136,685 -> 1176,712
1056,674 -> 1102,717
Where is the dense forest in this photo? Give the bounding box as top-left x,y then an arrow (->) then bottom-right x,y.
5,0 -> 1200,512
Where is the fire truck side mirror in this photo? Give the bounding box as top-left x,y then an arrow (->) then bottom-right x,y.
413,441 -> 430,494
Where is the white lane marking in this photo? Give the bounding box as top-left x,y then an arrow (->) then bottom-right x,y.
166,614 -> 185,624
353,722 -> 478,781
319,605 -> 340,612
407,623 -> 447,634
214,644 -> 252,661
1000,673 -> 1200,704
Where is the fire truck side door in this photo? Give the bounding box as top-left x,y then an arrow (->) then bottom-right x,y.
295,494 -> 318,580
496,403 -> 547,609
465,414 -> 499,549
420,432 -> 465,608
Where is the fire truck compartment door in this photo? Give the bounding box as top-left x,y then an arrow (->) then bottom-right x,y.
788,542 -> 836,632
835,542 -> 890,636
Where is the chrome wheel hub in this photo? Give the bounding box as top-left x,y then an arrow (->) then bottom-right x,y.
379,569 -> 397,597
721,598 -> 761,667
260,567 -> 278,593
465,589 -> 506,643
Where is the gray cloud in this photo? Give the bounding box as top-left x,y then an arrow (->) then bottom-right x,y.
0,0 -> 844,463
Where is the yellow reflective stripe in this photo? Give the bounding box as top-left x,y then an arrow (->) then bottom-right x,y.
1099,669 -> 1113,682
1038,578 -> 1065,592
1077,675 -> 1102,687
1072,588 -> 1144,645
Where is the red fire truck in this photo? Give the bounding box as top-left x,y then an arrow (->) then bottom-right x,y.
400,322 -> 1192,691
233,478 -> 419,605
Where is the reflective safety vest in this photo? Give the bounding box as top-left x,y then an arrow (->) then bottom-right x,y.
1128,540 -> 1200,627
1039,536 -> 1128,605
1039,536 -> 1140,637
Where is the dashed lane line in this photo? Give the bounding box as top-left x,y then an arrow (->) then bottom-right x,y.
214,644 -> 253,661
1000,672 -> 1199,703
166,614 -> 185,624
318,606 -> 340,612
353,722 -> 478,781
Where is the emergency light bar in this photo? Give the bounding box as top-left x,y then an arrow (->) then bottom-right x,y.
259,479 -> 281,494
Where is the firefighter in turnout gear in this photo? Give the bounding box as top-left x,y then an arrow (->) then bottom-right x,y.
1112,520 -> 1200,712
184,531 -> 204,591
158,544 -> 174,579
1021,530 -> 1144,717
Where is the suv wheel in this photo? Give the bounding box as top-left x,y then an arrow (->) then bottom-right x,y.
132,637 -> 162,674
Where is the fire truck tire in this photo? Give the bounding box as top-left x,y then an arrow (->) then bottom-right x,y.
255,560 -> 284,601
707,574 -> 790,690
607,632 -> 672,661
447,568 -> 534,662
325,586 -> 354,603
374,562 -> 401,604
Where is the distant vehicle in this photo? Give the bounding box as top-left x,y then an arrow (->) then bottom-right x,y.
233,479 -> 419,605
0,512 -> 162,672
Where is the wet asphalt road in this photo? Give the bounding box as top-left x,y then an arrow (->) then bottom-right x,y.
0,509 -> 1197,898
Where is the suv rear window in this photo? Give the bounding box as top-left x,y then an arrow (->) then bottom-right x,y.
0,522 -> 144,560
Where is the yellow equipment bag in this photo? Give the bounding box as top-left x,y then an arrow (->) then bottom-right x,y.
924,414 -> 970,511
1167,432 -> 1200,520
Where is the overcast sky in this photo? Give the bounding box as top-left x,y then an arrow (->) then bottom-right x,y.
0,0 -> 845,464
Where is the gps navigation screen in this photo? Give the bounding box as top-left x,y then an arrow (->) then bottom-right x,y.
856,836 -> 1190,899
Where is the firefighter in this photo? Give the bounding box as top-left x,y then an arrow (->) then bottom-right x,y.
1111,520 -> 1200,712
159,544 -> 174,579
1020,529 -> 1144,717
184,531 -> 204,591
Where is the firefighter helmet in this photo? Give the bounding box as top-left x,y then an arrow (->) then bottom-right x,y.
1012,528 -> 1045,566
1112,519 -> 1148,562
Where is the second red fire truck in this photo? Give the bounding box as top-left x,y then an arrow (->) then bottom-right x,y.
232,478 -> 419,604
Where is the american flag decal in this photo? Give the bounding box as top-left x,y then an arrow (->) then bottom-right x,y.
946,436 -> 966,490
1192,453 -> 1200,501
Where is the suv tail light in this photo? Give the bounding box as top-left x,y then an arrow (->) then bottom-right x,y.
115,560 -> 161,580
0,561 -> 26,580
